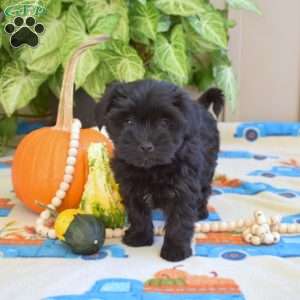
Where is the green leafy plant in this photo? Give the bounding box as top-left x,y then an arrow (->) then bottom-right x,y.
0,0 -> 261,149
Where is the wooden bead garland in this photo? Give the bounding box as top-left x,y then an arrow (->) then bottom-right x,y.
35,119 -> 82,239
34,129 -> 300,246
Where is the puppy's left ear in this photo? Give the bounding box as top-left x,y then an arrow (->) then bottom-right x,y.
94,82 -> 120,130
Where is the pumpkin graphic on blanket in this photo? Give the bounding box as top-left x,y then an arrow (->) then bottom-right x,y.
144,267 -> 242,295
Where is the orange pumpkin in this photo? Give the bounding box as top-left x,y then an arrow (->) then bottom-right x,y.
12,35 -> 112,214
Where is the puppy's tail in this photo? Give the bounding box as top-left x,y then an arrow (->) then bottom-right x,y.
197,88 -> 224,117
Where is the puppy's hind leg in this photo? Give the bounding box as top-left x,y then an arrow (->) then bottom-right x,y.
123,198 -> 154,247
197,185 -> 211,221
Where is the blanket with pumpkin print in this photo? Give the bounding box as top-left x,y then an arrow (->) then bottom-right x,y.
0,122 -> 300,300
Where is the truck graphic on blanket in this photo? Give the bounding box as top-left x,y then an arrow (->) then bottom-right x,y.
195,232 -> 300,260
218,150 -> 277,160
234,122 -> 300,141
0,238 -> 127,259
45,268 -> 245,300
249,166 -> 300,178
213,175 -> 300,198
195,213 -> 300,260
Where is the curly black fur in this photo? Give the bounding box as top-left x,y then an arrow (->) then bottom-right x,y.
95,80 -> 224,261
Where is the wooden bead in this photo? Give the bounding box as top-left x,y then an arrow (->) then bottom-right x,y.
71,127 -> 80,136
256,225 -> 270,236
47,204 -> 56,211
113,228 -> 124,238
48,229 -> 56,239
287,224 -> 297,233
271,224 -> 279,232
262,233 -> 274,244
59,182 -> 70,192
68,148 -> 78,157
65,165 -> 75,175
272,232 -> 280,243
70,140 -> 79,149
63,174 -> 73,184
296,224 -> 300,232
194,223 -> 202,233
66,157 -> 76,166
270,215 -> 281,225
52,197 -> 62,207
228,221 -> 236,231
243,228 -> 251,236
72,119 -> 82,128
256,215 -> 267,225
245,218 -> 253,227
254,211 -> 264,219
56,190 -> 66,199
201,223 -> 210,233
211,222 -> 219,232
36,218 -> 44,226
279,224 -> 288,234
105,228 -> 113,239
220,222 -> 228,231
40,210 -> 50,220
251,224 -> 260,235
71,133 -> 80,141
251,236 -> 261,246
243,233 -> 253,243
35,224 -> 44,234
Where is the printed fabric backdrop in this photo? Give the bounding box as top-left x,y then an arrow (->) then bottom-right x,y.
0,122 -> 300,300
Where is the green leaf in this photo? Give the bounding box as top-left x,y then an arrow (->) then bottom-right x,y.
0,61 -> 46,116
154,0 -> 206,16
98,41 -> 145,82
188,6 -> 228,49
0,49 -> 10,72
26,49 -> 61,75
130,1 -> 160,44
48,66 -> 63,98
227,0 -> 262,15
137,0 -> 147,4
145,65 -> 181,85
83,62 -> 114,98
0,116 -> 17,144
20,17 -> 65,73
213,53 -> 238,109
194,64 -> 215,91
157,15 -> 171,32
45,0 -> 62,18
62,5 -> 100,87
153,25 -> 188,85
182,19 -> 218,54
82,0 -> 128,34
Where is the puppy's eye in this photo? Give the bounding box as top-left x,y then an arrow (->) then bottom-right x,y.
160,119 -> 169,127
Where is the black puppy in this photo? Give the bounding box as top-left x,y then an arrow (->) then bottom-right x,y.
95,80 -> 224,261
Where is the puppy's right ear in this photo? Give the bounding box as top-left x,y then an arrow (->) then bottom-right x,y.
94,83 -> 118,130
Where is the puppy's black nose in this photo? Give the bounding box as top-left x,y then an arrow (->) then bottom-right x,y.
139,142 -> 154,153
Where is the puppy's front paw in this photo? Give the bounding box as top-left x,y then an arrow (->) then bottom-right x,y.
160,240 -> 192,262
122,228 -> 153,247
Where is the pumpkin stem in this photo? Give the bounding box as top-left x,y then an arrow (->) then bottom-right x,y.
55,35 -> 109,131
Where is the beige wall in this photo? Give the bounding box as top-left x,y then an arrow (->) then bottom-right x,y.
226,0 -> 300,121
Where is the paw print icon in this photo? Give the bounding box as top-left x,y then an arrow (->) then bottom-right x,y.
4,16 -> 45,48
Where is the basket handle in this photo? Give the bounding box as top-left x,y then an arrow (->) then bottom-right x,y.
55,35 -> 109,131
